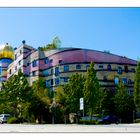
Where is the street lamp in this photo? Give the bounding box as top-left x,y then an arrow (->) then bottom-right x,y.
51,98 -> 57,124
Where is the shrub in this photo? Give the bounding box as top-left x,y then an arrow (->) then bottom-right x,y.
79,119 -> 99,125
134,119 -> 140,123
7,117 -> 18,124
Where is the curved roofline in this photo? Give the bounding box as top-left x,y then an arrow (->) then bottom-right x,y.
63,47 -> 137,62
44,47 -> 137,63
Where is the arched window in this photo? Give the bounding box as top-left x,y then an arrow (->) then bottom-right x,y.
118,67 -> 122,74
124,65 -> 128,73
114,77 -> 119,85
107,64 -> 111,70
44,58 -> 49,64
32,60 -> 37,67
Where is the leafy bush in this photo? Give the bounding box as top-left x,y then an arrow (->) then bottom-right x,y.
7,117 -> 18,124
134,119 -> 140,123
79,119 -> 99,125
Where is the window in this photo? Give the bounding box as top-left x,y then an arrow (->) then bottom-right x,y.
114,77 -> 119,85
98,64 -> 104,69
20,49 -> 22,54
45,80 -> 50,87
59,60 -> 63,64
107,64 -> 111,70
131,68 -> 135,73
43,70 -> 49,76
0,77 -> 2,82
0,67 -> 2,75
51,69 -> 53,75
9,69 -> 11,74
64,77 -> 68,82
15,66 -> 17,71
86,65 -> 90,70
51,79 -> 53,86
103,76 -> 107,81
27,63 -> 30,66
55,78 -> 59,85
128,79 -> 132,84
118,67 -> 122,74
76,65 -> 81,70
32,60 -> 37,67
55,67 -> 59,76
32,71 -> 36,76
19,60 -> 21,66
64,65 -> 69,72
15,54 -> 17,60
50,59 -> 53,63
122,77 -> 127,84
124,66 -> 128,73
44,58 -> 49,64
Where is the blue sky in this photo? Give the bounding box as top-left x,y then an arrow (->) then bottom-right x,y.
0,8 -> 140,60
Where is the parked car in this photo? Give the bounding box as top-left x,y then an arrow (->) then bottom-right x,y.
98,115 -> 120,124
81,115 -> 99,121
0,114 -> 11,124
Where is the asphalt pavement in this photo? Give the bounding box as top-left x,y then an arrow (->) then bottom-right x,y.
0,124 -> 140,133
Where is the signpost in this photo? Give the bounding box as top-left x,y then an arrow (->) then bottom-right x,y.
80,98 -> 84,117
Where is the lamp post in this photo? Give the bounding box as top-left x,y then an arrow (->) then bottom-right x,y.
51,98 -> 56,124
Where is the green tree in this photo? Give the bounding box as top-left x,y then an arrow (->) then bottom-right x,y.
1,69 -> 30,120
114,82 -> 135,123
100,89 -> 115,116
83,62 -> 100,117
39,37 -> 59,51
134,61 -> 140,111
54,85 -> 67,123
28,78 -> 50,123
64,73 -> 85,115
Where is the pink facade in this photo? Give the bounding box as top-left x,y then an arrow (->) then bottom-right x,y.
7,46 -> 137,88
38,49 -> 137,70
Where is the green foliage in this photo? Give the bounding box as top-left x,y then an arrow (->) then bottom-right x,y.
1,69 -> 30,118
134,61 -> 140,111
39,37 -> 59,51
54,86 -> 66,123
63,73 -> 85,114
83,62 -> 100,116
40,44 -> 56,51
79,119 -> 99,125
0,71 -> 51,124
28,78 -> 50,123
114,82 -> 135,123
134,119 -> 140,123
7,117 -> 17,124
55,85 -> 65,105
100,89 -> 115,115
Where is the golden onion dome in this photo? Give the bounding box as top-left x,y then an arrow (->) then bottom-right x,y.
0,43 -> 14,60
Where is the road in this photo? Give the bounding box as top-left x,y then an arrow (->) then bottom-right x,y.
0,124 -> 140,132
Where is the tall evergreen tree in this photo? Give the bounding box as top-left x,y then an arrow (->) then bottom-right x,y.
134,61 -> 140,111
83,62 -> 100,117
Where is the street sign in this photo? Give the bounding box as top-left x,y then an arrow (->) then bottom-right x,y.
80,98 -> 84,110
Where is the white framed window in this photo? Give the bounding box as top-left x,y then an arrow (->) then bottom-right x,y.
98,64 -> 104,69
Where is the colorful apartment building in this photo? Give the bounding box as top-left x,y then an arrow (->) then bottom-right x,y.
0,40 -> 137,94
